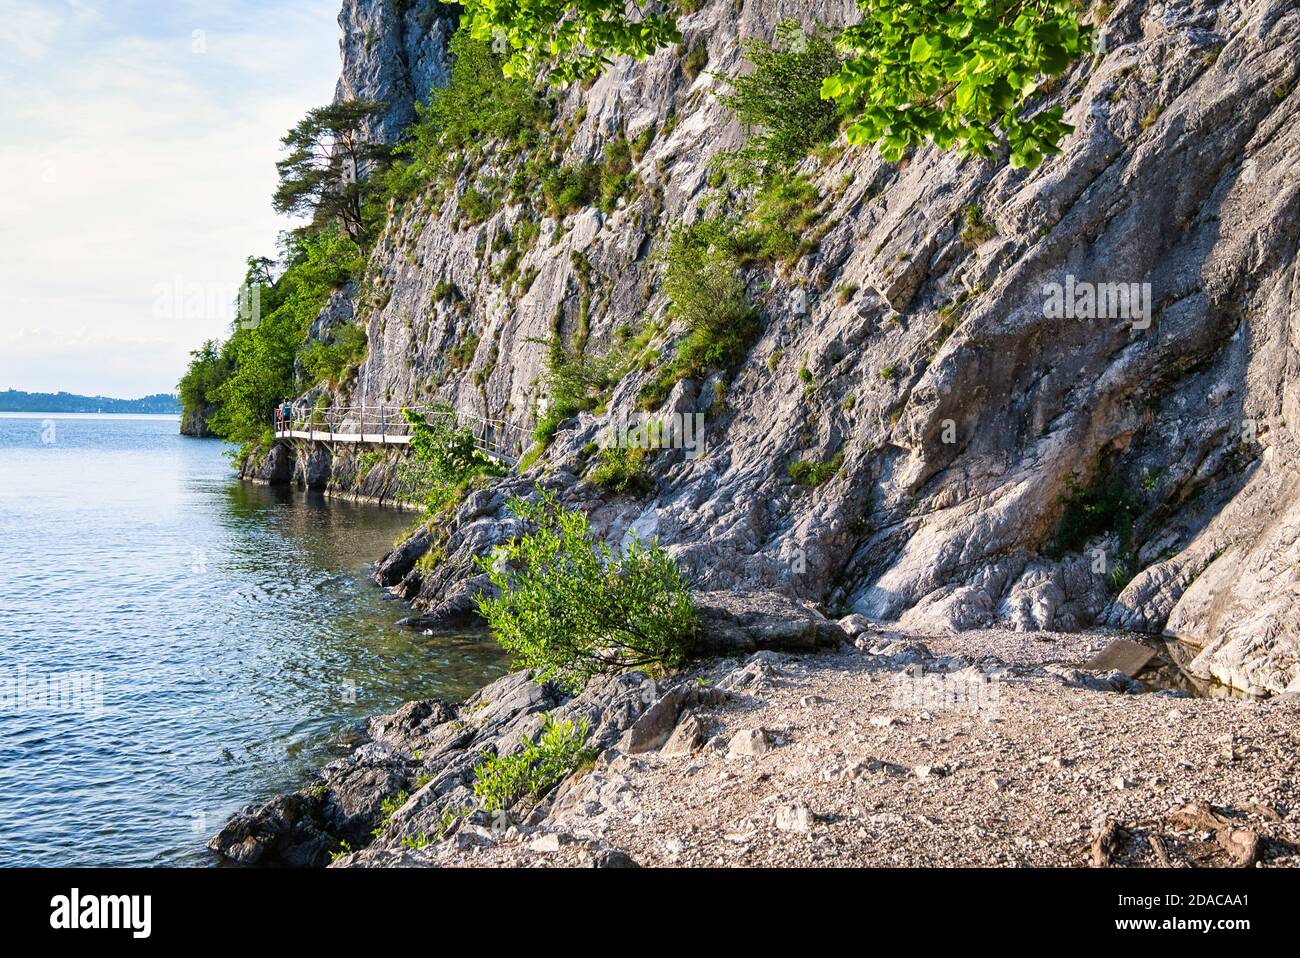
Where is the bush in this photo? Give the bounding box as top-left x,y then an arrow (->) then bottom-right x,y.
717,20 -> 845,175
475,491 -> 698,689
733,174 -> 823,266
459,187 -> 493,224
541,162 -> 600,217
399,405 -> 505,514
447,331 -> 480,370
1048,477 -> 1141,562
589,444 -> 653,496
598,137 -> 636,211
959,203 -> 996,248
681,42 -> 709,82
532,335 -> 622,443
638,219 -> 759,408
299,323 -> 368,388
788,451 -> 843,488
472,715 -> 593,812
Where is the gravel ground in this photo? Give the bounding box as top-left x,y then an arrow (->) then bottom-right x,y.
425,629 -> 1300,868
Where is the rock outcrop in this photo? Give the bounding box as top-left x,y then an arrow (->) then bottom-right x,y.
256,0 -> 1298,693
179,405 -> 216,438
208,668 -> 649,866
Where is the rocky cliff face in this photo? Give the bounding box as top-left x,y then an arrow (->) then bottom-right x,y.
180,405 -> 216,438
333,0 -> 456,145
263,0 -> 1299,694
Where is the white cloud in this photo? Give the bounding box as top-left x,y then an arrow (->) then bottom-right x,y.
0,0 -> 72,60
0,0 -> 342,397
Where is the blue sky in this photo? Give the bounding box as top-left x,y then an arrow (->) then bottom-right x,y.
0,0 -> 342,397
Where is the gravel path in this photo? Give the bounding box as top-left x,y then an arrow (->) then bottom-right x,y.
427,630 -> 1300,868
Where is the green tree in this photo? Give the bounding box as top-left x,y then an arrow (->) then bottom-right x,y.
475,490 -> 698,689
205,231 -> 363,450
717,20 -> 846,175
177,339 -> 230,422
298,323 -> 369,388
450,0 -> 681,84
273,100 -> 389,246
821,0 -> 1092,168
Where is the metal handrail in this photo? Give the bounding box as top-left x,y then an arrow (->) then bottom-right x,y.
272,404 -> 528,464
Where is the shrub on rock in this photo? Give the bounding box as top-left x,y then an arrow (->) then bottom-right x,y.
475,490 -> 697,689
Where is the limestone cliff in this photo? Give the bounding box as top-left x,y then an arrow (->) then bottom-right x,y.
263,0 -> 1299,694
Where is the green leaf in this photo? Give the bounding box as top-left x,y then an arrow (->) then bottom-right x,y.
955,79 -> 977,111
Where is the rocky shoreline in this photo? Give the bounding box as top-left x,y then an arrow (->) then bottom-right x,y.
209,594 -> 1300,869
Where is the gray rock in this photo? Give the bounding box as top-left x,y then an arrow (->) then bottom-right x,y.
727,728 -> 773,758
837,613 -> 873,638
661,710 -> 706,757
373,527 -> 433,587
621,686 -> 687,754
774,802 -> 815,833
1044,665 -> 1143,694
592,848 -> 639,868
529,832 -> 563,853
693,591 -> 849,655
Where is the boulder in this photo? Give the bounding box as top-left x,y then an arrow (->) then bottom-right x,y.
693,591 -> 848,655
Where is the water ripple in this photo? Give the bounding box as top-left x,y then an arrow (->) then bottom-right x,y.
0,414 -> 512,865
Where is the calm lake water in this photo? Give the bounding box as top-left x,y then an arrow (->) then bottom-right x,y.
0,413 -> 511,866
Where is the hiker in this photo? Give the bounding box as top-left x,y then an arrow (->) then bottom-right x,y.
278,399 -> 293,429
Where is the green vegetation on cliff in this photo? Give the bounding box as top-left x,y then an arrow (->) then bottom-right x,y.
180,231 -> 363,453
399,404 -> 506,513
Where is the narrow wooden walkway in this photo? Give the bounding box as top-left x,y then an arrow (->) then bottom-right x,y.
273,405 -> 527,465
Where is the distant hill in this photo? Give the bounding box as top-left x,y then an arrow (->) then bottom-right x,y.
0,390 -> 181,415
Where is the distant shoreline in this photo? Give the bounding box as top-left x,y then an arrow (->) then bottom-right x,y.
0,389 -> 180,416
0,411 -> 181,419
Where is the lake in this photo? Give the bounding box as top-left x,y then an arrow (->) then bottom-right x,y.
0,413 -> 510,866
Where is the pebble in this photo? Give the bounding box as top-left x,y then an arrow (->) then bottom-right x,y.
529,832 -> 563,853
774,803 -> 815,833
